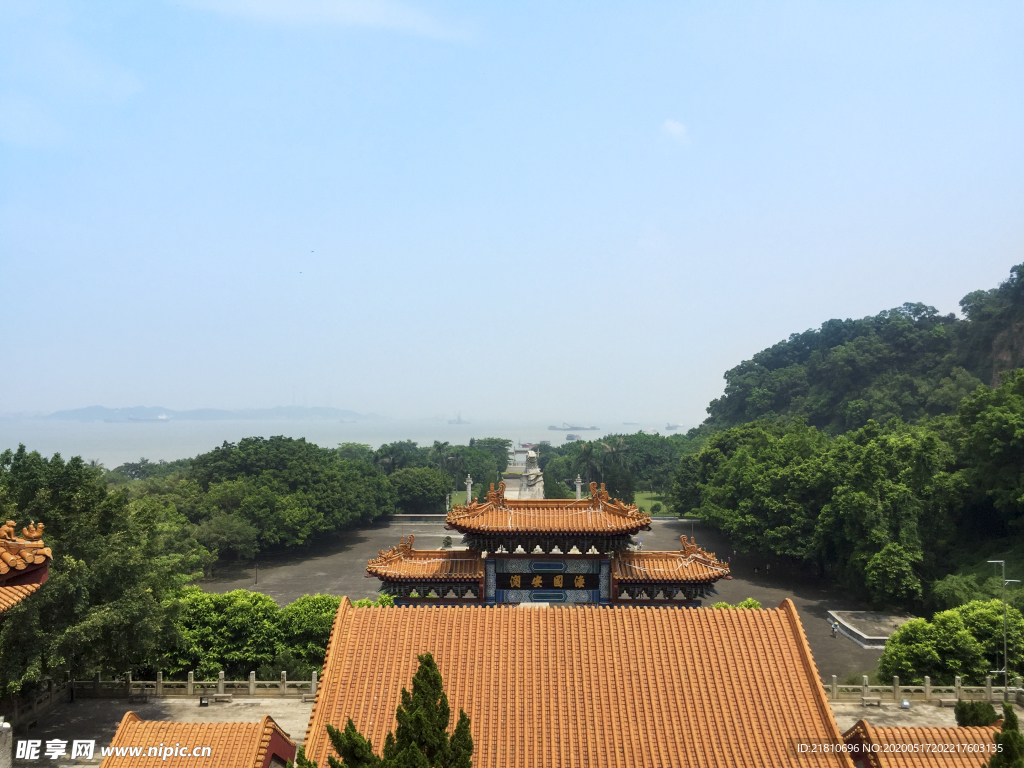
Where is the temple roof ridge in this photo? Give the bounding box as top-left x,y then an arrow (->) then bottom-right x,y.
366,534 -> 484,582
612,535 -> 731,583
446,481 -> 651,535
0,520 -> 52,578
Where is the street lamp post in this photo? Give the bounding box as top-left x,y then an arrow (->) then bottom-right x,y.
987,560 -> 1020,700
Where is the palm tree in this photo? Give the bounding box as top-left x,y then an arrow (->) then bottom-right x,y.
600,437 -> 629,480
573,443 -> 602,485
373,446 -> 396,475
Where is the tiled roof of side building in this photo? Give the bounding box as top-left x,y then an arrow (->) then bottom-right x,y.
366,535 -> 484,582
447,481 -> 651,535
612,535 -> 731,583
306,598 -> 853,768
843,720 -> 1001,768
0,583 -> 41,614
100,712 -> 296,768
0,520 -> 52,580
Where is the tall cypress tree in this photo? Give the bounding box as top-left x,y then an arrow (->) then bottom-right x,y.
295,652 -> 473,768
988,702 -> 1024,768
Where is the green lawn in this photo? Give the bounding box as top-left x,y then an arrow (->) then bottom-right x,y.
634,492 -> 672,515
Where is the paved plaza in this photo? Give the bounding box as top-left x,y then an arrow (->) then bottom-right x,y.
201,515 -> 885,680
12,698 -> 313,766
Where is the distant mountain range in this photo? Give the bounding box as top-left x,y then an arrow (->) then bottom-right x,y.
35,406 -> 375,423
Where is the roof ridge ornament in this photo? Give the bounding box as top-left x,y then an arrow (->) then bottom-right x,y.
486,481 -> 506,506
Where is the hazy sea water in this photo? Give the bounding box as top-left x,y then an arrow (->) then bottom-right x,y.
0,418 -> 669,466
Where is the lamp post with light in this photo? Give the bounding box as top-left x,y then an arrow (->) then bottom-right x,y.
987,560 -> 1020,700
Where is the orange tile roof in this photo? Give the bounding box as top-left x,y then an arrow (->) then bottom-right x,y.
306,598 -> 853,768
100,712 -> 296,768
0,583 -> 41,614
612,535 -> 731,583
0,520 -> 52,580
447,481 -> 651,536
843,720 -> 1000,768
366,535 -> 484,582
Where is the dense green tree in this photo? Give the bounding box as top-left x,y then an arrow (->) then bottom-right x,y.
313,652 -> 472,768
195,513 -> 259,560
688,418 -> 956,604
542,470 -> 572,499
878,600 -> 1024,684
0,447 -> 208,695
602,464 -> 635,504
145,436 -> 397,551
389,468 -> 452,514
989,702 -> 1024,768
162,587 -> 285,679
864,543 -> 923,604
374,441 -> 428,476
280,594 -> 343,669
468,438 -> 512,473
337,444 -> 375,463
668,454 -> 700,515
702,265 -> 1024,435
956,369 -> 1024,528
449,447 -> 498,500
954,701 -> 998,727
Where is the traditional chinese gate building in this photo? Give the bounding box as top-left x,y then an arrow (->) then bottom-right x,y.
366,481 -> 729,606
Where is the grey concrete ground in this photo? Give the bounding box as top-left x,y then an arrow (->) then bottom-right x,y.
202,515 -> 883,681
13,698 -> 313,766
200,515 -> 450,604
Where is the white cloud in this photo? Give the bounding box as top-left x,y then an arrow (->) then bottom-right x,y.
661,119 -> 689,145
184,0 -> 458,39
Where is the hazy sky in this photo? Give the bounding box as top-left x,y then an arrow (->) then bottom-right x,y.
2,1 -> 1022,427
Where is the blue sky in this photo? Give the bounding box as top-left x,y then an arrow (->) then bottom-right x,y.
2,0 -> 1022,426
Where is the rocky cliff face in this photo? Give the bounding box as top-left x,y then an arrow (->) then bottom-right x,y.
990,321 -> 1024,386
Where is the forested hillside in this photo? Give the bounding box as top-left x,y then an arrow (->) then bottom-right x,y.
704,265 -> 1024,434
672,264 -> 1024,612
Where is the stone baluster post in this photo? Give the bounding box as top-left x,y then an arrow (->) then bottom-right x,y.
575,475 -> 583,500
893,676 -> 899,702
156,672 -> 163,697
986,676 -> 993,702
862,675 -> 869,697
187,672 -> 194,696
955,676 -> 962,701
1,718 -> 13,768
217,671 -> 225,696
249,672 -> 256,697
280,671 -> 287,696
125,672 -> 132,697
312,670 -> 318,697
924,676 -> 931,701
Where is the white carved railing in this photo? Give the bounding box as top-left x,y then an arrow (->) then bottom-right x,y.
823,674 -> 1023,703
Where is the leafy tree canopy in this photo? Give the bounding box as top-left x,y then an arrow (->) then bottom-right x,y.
703,265 -> 1024,435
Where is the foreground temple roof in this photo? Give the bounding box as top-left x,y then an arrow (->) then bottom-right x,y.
101,712 -> 296,768
612,535 -> 730,583
446,481 -> 651,536
366,536 -> 484,582
0,583 -> 41,613
843,720 -> 1000,768
0,521 -> 52,615
305,599 -> 850,768
0,520 -> 52,579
